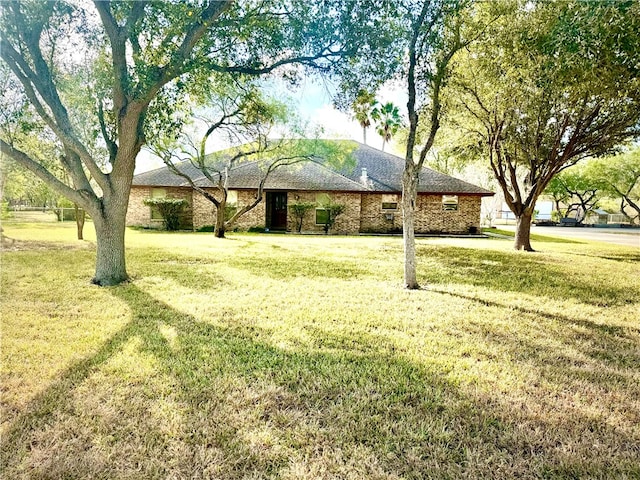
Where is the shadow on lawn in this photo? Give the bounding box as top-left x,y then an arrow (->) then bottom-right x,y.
419,245 -> 638,307
433,289 -> 640,370
2,285 -> 639,479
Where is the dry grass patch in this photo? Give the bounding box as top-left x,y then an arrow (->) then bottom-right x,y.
1,223 -> 639,479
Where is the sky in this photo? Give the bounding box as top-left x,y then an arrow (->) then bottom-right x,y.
135,77 -> 407,174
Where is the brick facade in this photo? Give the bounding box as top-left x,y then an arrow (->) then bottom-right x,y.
127,186 -> 482,234
286,191 -> 361,234
360,193 -> 402,233
126,186 -> 193,229
191,189 -> 266,231
415,194 -> 481,234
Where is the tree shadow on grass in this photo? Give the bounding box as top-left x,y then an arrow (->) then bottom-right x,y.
225,253 -> 373,280
419,245 -> 639,307
3,285 -> 639,479
564,251 -> 640,264
431,289 -> 640,368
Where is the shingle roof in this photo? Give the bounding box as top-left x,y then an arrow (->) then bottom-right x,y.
132,141 -> 493,196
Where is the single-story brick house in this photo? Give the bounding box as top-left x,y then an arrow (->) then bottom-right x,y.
127,141 -> 493,234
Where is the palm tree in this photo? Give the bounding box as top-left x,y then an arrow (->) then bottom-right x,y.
351,90 -> 377,145
371,102 -> 402,152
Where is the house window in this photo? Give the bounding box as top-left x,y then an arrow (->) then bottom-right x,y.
150,188 -> 166,220
381,194 -> 399,211
315,193 -> 332,225
442,195 -> 459,211
315,208 -> 330,225
226,190 -> 238,206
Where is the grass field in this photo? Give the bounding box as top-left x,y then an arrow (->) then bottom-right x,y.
1,223 -> 639,479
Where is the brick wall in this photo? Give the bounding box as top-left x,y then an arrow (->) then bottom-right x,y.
287,191 -> 361,234
130,186 -> 483,234
360,193 -> 402,233
192,189 -> 217,230
126,186 -> 193,229
414,194 -> 481,234
192,189 -> 266,231
233,190 -> 265,230
126,187 -> 151,226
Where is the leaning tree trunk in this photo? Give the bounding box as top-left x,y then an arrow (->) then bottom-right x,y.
402,167 -> 420,289
214,202 -> 226,238
74,203 -> 85,240
514,210 -> 534,251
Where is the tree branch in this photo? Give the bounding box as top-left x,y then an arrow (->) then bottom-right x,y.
1,29 -> 109,191
1,139 -> 92,208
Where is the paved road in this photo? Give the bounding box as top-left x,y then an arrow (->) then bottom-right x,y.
499,225 -> 640,248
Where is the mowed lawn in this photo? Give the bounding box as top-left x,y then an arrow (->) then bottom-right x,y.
1,223 -> 639,480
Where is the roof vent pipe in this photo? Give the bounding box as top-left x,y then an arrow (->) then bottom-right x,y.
360,167 -> 368,185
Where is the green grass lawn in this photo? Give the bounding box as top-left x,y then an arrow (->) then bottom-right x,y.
1,223 -> 639,479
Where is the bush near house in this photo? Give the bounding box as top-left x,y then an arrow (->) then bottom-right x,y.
289,202 -> 316,233
143,198 -> 188,231
318,202 -> 346,234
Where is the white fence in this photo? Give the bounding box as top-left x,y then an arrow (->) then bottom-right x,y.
7,206 -> 85,222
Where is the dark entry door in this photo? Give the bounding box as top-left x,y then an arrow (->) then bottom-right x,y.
266,192 -> 288,230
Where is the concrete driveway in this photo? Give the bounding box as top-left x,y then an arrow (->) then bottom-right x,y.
499,225 -> 640,248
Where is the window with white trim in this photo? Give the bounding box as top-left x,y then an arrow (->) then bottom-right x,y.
442,195 -> 459,211
381,194 -> 399,211
226,190 -> 238,206
315,193 -> 332,225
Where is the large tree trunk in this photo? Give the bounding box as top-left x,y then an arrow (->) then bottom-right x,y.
92,209 -> 128,286
402,168 -> 419,289
514,211 -> 534,251
88,146 -> 135,285
214,202 -> 226,238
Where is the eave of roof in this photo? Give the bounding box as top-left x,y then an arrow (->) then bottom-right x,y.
132,141 -> 494,196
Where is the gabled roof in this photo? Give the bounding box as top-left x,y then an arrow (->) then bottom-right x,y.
132,141 -> 494,196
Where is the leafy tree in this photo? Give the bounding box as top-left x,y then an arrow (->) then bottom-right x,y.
0,1 -> 376,285
150,83 -> 354,238
396,1 -> 487,289
371,102 -> 402,152
587,149 -> 640,224
351,90 -> 377,145
289,202 -> 316,233
338,0 -> 493,289
544,168 -> 599,224
450,0 -> 640,250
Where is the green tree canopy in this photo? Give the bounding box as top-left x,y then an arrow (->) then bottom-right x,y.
371,102 -> 402,152
544,167 -> 600,223
449,0 -> 640,250
351,89 -> 377,145
586,148 -> 640,224
0,0 -> 379,284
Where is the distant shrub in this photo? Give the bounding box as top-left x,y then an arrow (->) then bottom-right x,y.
1,202 -> 12,220
248,226 -> 265,233
197,225 -> 215,232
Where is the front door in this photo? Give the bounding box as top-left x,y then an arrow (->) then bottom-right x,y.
266,192 -> 288,230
